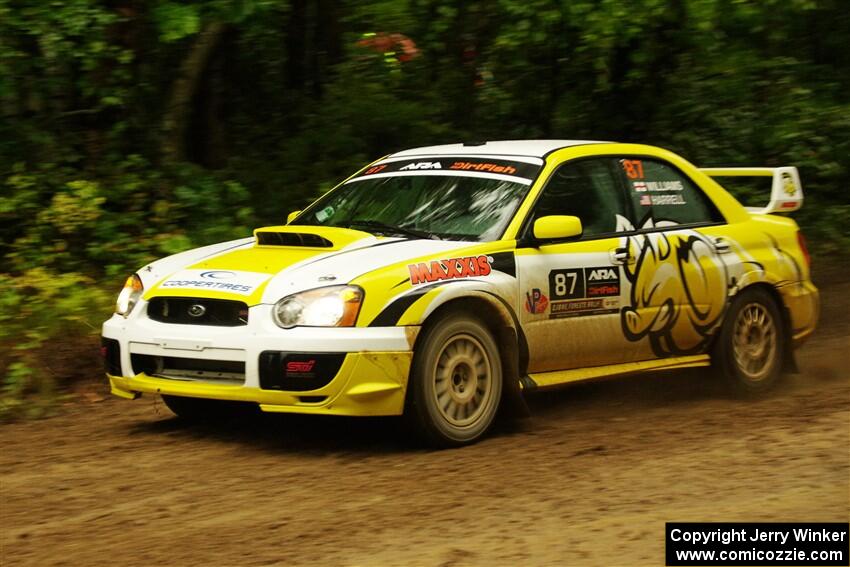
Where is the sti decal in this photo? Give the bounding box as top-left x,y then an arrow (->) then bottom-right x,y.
547,266 -> 621,318
286,360 -> 316,373
408,255 -> 492,285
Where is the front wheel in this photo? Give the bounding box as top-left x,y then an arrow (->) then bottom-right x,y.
406,311 -> 503,447
713,287 -> 785,395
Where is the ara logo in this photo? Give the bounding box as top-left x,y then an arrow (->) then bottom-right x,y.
587,268 -> 617,281
399,161 -> 442,171
585,266 -> 620,297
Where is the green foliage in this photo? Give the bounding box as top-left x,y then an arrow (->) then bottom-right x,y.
0,0 -> 848,417
0,269 -> 110,419
0,157 -> 254,418
154,2 -> 202,42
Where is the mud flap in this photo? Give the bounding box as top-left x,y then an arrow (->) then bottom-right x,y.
497,327 -> 531,418
781,305 -> 800,375
783,348 -> 800,374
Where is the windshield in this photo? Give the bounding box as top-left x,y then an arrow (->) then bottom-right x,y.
293,157 -> 542,241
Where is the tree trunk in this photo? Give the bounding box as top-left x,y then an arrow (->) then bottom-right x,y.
284,0 -> 307,91
161,21 -> 226,163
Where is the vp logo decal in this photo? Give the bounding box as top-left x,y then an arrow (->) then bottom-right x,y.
525,289 -> 549,314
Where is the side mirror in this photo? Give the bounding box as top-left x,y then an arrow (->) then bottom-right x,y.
533,215 -> 583,242
286,210 -> 302,224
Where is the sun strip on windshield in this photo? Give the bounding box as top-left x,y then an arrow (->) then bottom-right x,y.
346,157 -> 543,186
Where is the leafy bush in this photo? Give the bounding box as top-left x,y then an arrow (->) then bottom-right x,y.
0,159 -> 254,419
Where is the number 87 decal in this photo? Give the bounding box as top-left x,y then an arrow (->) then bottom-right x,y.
622,159 -> 644,179
549,268 -> 584,300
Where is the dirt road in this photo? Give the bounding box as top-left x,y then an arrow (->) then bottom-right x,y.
2,280 -> 848,567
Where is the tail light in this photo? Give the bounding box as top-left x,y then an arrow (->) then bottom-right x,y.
797,231 -> 811,269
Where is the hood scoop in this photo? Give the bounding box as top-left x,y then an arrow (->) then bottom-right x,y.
253,225 -> 375,250
256,231 -> 333,248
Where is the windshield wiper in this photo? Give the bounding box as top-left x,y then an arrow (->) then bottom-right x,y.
346,220 -> 442,240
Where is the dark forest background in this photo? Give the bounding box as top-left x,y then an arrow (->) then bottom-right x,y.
1,0 -> 848,415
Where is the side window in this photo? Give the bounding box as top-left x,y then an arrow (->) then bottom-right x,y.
530,158 -> 628,238
618,158 -> 723,225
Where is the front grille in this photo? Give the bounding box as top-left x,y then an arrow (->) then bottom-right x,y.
147,297 -> 248,327
131,354 -> 245,384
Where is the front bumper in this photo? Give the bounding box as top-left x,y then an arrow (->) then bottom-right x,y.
102,303 -> 416,416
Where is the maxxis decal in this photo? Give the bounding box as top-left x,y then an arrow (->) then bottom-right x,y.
408,255 -> 492,285
372,251 -> 516,327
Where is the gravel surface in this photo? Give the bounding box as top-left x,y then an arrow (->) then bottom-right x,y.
2,279 -> 847,567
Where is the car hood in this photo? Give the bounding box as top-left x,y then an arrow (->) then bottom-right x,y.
142,225 -> 479,305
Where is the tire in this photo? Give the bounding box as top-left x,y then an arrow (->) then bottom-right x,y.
405,311 -> 503,447
713,287 -> 785,395
160,394 -> 254,422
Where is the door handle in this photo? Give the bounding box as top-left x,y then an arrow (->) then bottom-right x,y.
714,237 -> 731,254
610,246 -> 631,265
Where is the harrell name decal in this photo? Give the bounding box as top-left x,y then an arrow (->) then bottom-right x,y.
408,255 -> 492,285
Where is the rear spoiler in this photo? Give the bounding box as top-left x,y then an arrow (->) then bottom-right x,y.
700,167 -> 803,214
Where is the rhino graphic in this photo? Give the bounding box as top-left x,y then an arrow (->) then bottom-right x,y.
617,217 -> 730,357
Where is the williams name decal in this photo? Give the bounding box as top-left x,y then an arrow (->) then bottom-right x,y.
408,255 -> 492,285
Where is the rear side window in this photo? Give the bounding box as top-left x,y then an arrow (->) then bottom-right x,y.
618,158 -> 723,225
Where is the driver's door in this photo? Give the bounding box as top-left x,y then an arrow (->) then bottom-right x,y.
516,157 -> 651,372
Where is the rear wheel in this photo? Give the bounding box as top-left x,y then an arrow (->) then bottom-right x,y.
713,287 -> 785,395
406,311 -> 503,447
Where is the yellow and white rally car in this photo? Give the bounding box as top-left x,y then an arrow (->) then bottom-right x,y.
102,140 -> 819,446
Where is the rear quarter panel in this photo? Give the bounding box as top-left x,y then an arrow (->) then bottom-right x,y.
715,214 -> 818,341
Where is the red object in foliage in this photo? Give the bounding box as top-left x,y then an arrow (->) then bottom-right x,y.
357,32 -> 420,63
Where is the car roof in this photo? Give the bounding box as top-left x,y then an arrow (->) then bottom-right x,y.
388,139 -> 613,159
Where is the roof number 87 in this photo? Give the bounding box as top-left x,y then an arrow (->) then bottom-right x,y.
622,159 -> 644,179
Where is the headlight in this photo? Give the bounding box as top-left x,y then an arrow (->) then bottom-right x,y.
115,274 -> 143,317
273,285 -> 364,328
